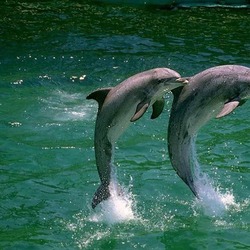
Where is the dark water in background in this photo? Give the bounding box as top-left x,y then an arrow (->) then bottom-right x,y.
0,1 -> 250,249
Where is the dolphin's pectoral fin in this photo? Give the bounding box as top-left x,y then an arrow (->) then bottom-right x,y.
86,88 -> 112,110
92,183 -> 110,209
151,98 -> 165,119
130,102 -> 149,122
171,86 -> 184,103
216,100 -> 240,118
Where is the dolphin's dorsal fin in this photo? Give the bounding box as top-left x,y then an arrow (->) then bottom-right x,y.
130,102 -> 149,122
216,100 -> 240,118
86,88 -> 112,110
151,98 -> 165,119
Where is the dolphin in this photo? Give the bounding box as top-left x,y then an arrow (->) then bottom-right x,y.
168,64 -> 250,197
87,68 -> 185,208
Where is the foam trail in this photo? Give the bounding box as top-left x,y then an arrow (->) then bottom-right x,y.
194,169 -> 226,216
89,169 -> 136,225
191,137 -> 236,216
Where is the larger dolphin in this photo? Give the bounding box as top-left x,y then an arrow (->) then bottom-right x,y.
87,68 -> 185,208
168,65 -> 250,197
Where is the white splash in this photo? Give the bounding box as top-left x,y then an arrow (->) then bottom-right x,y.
89,176 -> 137,225
191,138 -> 239,217
38,89 -> 96,122
193,171 -> 232,216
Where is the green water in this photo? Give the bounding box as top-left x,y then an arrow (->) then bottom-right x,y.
1,1 -> 250,249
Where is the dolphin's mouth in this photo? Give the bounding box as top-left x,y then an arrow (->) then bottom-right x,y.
176,77 -> 190,84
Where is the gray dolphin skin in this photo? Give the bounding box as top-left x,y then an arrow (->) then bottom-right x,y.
168,65 -> 250,197
87,68 -> 185,208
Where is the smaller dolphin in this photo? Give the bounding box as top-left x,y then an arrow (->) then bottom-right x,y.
168,65 -> 250,197
87,68 -> 185,208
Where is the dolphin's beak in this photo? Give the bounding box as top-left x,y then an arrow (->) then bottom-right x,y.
176,77 -> 189,84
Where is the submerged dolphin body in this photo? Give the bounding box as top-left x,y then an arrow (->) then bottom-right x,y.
168,65 -> 250,197
87,68 -> 184,208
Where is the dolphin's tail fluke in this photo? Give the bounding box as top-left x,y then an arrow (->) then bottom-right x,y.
92,183 -> 110,209
187,179 -> 199,198
178,173 -> 199,198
